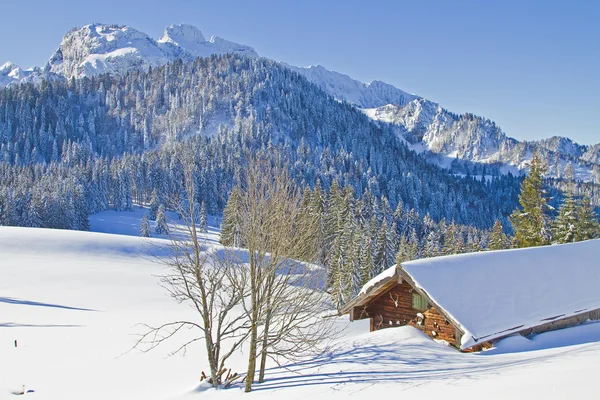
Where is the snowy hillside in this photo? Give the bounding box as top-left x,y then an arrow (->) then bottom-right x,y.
285,64 -> 600,181
286,64 -> 418,109
2,22 -> 598,180
364,102 -> 599,180
3,215 -> 600,399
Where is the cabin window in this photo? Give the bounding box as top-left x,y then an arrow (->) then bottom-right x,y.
412,293 -> 429,311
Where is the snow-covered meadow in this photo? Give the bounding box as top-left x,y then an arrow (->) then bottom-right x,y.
2,209 -> 600,399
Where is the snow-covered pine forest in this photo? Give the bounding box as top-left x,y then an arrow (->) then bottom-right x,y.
0,55 -> 521,229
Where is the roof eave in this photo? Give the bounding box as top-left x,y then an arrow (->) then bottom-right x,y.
340,267 -> 401,314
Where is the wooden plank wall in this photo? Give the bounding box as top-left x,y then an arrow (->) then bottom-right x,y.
365,281 -> 416,331
358,281 -> 460,347
421,307 -> 459,345
354,284 -> 600,352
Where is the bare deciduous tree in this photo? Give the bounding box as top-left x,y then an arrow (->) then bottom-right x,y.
232,152 -> 334,392
135,164 -> 249,388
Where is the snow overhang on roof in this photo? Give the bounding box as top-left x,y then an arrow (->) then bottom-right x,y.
340,265 -> 399,315
401,239 -> 600,349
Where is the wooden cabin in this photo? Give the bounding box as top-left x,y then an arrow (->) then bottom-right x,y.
341,239 -> 600,352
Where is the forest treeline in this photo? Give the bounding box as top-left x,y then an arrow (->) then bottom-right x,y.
0,55 -> 524,231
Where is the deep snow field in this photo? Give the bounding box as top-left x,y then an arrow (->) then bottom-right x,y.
2,208 -> 600,399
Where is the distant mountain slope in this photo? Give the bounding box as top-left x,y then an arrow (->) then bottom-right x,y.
285,64 -> 417,109
1,23 -> 257,85
285,65 -> 598,181
0,55 -> 521,228
47,23 -> 258,80
362,102 -> 599,181
1,22 -> 598,181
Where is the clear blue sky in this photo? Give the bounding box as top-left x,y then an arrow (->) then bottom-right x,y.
1,0 -> 598,144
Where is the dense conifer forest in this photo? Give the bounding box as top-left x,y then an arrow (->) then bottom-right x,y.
0,55 -> 523,231
1,53 -> 599,310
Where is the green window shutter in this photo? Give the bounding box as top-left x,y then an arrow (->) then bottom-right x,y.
412,293 -> 429,311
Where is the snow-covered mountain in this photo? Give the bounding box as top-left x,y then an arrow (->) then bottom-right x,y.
2,23 -> 257,84
283,66 -> 598,180
361,101 -> 600,180
286,64 -> 418,109
1,22 -> 598,181
0,62 -> 28,86
46,23 -> 258,80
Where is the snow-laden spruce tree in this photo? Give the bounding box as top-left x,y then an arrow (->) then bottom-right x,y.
442,220 -> 465,255
510,154 -> 552,248
148,189 -> 160,220
488,220 -> 510,250
551,191 -> 577,244
219,186 -> 243,247
139,214 -> 151,237
155,204 -> 169,234
574,196 -> 600,241
198,201 -> 207,233
550,161 -> 600,244
552,162 -> 578,244
424,230 -> 442,257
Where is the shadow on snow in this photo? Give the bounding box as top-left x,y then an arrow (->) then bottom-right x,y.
0,322 -> 83,328
0,297 -> 98,312
247,329 -> 600,392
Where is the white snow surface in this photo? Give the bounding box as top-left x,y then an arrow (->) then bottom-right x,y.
358,264 -> 396,295
3,211 -> 600,398
401,240 -> 600,349
43,23 -> 258,80
287,64 -> 418,109
0,62 -> 32,87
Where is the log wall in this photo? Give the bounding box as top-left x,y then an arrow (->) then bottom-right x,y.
350,282 -> 600,352
365,281 -> 418,331
353,281 -> 460,346
420,306 -> 459,345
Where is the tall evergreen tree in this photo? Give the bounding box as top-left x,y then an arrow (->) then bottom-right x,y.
140,214 -> 151,237
509,154 -> 551,248
155,204 -> 169,235
488,220 -> 510,250
574,196 -> 600,241
220,186 -> 242,247
358,226 -> 374,285
551,191 -> 577,244
373,218 -> 390,275
424,230 -> 441,257
198,201 -> 208,233
442,220 -> 464,255
148,189 -> 160,220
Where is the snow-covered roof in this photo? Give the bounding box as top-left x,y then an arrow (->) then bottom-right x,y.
359,266 -> 397,295
401,240 -> 600,349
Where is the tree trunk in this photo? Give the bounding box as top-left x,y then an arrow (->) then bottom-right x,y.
258,332 -> 269,383
245,250 -> 260,393
258,322 -> 270,382
205,338 -> 219,388
258,283 -> 273,383
245,322 -> 257,392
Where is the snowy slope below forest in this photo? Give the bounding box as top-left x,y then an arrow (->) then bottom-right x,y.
2,211 -> 600,399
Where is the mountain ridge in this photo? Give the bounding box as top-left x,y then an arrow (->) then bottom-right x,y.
1,22 -> 598,181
